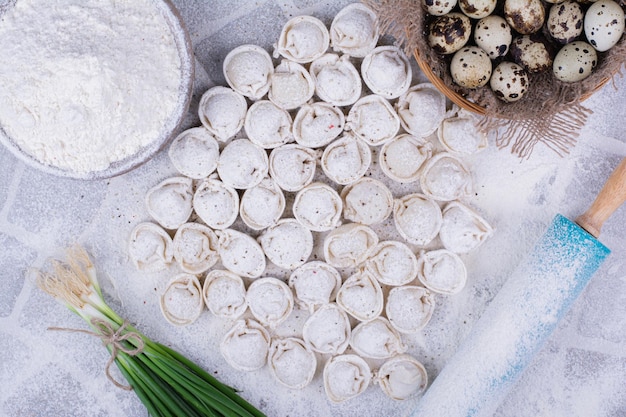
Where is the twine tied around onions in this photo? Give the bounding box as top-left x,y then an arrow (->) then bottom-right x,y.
48,318 -> 144,391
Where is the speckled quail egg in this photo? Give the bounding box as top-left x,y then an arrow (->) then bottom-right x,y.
459,0 -> 497,19
428,13 -> 472,55
584,0 -> 625,52
504,0 -> 546,35
547,1 -> 584,44
422,0 -> 458,16
474,15 -> 512,59
510,35 -> 554,73
450,46 -> 492,88
490,61 -> 529,102
552,40 -> 597,82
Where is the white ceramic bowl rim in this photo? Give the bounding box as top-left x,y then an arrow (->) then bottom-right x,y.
0,0 -> 195,180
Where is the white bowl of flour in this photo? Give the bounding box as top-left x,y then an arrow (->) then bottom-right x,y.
0,0 -> 194,179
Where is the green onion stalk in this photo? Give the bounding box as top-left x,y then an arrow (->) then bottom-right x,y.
37,246 -> 266,417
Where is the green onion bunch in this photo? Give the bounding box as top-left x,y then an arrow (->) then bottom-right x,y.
37,246 -> 266,417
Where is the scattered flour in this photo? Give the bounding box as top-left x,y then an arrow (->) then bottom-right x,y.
0,0 -> 182,173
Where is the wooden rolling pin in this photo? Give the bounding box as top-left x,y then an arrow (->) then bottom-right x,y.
410,157 -> 626,417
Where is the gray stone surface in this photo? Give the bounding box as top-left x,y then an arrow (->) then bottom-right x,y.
0,1 -> 625,417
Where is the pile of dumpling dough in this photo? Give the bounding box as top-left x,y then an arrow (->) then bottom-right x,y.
128,3 -> 494,405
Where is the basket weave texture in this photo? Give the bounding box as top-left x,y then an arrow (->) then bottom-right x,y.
365,0 -> 626,158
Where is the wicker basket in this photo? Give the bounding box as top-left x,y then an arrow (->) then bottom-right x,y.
413,50 -> 487,115
413,49 -> 614,116
366,0 -> 625,157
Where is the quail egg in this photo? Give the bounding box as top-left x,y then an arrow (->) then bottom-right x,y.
510,35 -> 554,73
490,61 -> 529,102
459,0 -> 497,19
552,40 -> 597,82
547,1 -> 584,44
422,0 -> 458,16
428,13 -> 472,55
474,15 -> 512,59
584,0 -> 625,52
504,0 -> 546,35
450,46 -> 492,88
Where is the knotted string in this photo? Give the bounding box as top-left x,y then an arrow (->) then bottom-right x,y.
48,318 -> 144,391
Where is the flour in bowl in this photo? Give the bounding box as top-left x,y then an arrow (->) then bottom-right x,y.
0,0 -> 183,173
